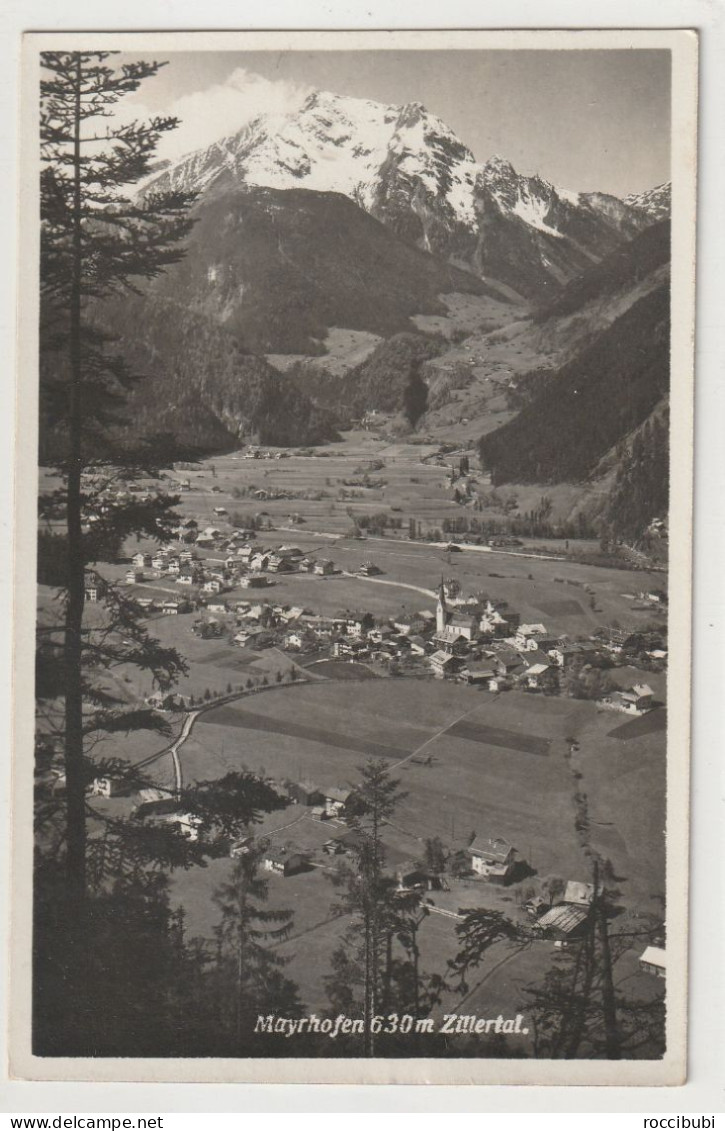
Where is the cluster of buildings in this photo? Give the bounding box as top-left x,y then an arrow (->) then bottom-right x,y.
124,539 -> 339,598
417,583 -> 656,711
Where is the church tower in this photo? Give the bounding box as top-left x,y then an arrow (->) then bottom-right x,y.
436,577 -> 448,633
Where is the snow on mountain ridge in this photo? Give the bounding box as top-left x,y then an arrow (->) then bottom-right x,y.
624,182 -> 671,221
143,87 -> 656,302
147,89 -> 543,228
149,88 -> 660,238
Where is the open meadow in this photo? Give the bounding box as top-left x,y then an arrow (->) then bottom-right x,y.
165,676 -> 665,1023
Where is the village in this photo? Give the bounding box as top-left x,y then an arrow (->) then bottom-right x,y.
74,465 -> 669,1018
84,503 -> 666,709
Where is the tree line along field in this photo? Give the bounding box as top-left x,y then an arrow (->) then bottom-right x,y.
165,677 -> 665,1026
161,434 -> 608,538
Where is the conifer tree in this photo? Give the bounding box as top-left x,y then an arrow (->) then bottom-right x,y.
326,759 -> 407,1055
212,844 -> 302,1050
39,51 -> 197,902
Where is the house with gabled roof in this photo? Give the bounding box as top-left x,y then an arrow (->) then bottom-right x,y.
460,661 -> 498,686
563,880 -> 596,907
601,683 -> 655,714
323,786 -> 354,817
468,836 -> 516,883
535,903 -> 590,940
84,570 -> 107,603
432,626 -> 469,655
429,650 -> 462,678
639,946 -> 666,979
515,624 -> 559,652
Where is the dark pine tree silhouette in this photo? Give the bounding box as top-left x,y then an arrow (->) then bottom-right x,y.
39,51 -> 197,905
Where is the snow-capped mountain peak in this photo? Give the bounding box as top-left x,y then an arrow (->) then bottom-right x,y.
624,182 -> 671,222
147,89 -> 483,225
145,87 -> 653,302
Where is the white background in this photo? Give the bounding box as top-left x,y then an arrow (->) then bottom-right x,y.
1,0 -> 723,1117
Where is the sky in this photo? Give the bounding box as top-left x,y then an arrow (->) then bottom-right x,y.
120,49 -> 671,197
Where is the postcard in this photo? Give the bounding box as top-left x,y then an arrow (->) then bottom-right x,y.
11,27 -> 697,1085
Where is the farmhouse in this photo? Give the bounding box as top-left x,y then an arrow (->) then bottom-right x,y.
393,614 -> 426,637
313,558 -> 335,576
287,780 -> 324,807
515,624 -> 559,652
84,570 -> 107,603
468,836 -> 516,883
132,552 -> 151,568
396,864 -> 447,892
460,662 -> 498,686
479,601 -> 520,636
241,573 -> 269,589
535,903 -> 590,940
639,946 -> 666,979
262,847 -> 310,876
161,601 -> 179,615
563,881 -> 596,906
602,683 -> 655,714
549,642 -> 600,668
234,626 -> 267,647
133,798 -> 201,841
229,835 -> 255,858
153,811 -> 202,841
323,786 -> 353,817
267,552 -> 296,574
89,775 -> 125,798
358,561 -> 382,577
429,650 -> 462,678
332,638 -> 369,659
278,605 -> 305,623
524,662 -> 551,690
493,649 -> 525,677
146,691 -> 190,711
432,626 -> 469,655
407,635 -> 427,656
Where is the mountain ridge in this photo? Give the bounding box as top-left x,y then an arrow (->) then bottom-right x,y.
146,87 -> 657,302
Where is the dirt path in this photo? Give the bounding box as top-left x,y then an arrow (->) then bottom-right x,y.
339,570 -> 436,601
388,701 -> 486,772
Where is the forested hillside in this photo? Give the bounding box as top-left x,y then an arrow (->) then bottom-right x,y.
96,297 -> 339,449
142,184 -> 493,355
479,283 -> 670,485
340,333 -> 445,425
535,220 -> 670,322
602,407 -> 670,544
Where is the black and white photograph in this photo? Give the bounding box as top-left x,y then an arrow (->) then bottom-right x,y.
12,28 -> 697,1086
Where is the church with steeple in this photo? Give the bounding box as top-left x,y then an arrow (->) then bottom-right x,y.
436,577 -> 448,634
433,578 -> 479,649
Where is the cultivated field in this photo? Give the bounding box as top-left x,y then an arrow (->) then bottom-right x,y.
166,677 -> 665,1024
